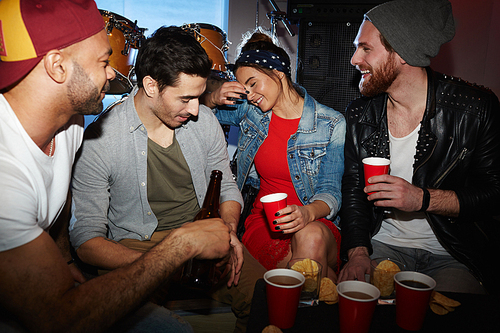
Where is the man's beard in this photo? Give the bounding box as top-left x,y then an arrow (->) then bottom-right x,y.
359,52 -> 399,97
67,61 -> 108,116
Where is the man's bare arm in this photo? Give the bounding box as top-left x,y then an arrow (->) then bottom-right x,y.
219,200 -> 241,235
48,191 -> 73,263
427,188 -> 459,217
0,218 -> 230,333
367,175 -> 460,217
76,237 -> 143,270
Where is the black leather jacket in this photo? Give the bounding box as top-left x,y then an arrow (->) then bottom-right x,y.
340,67 -> 500,295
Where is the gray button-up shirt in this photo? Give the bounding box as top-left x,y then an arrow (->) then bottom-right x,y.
69,88 -> 243,249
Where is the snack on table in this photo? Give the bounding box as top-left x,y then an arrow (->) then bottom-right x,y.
372,259 -> 401,297
431,290 -> 461,307
429,291 -> 461,315
262,324 -> 283,333
319,277 -> 338,304
291,258 -> 320,292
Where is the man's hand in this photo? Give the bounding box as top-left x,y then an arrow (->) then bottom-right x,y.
365,174 -> 423,212
68,261 -> 86,284
225,232 -> 244,286
179,218 -> 231,260
338,247 -> 371,282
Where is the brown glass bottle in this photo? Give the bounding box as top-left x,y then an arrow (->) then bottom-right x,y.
181,170 -> 222,290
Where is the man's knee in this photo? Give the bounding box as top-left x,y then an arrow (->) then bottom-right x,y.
210,247 -> 265,314
432,267 -> 485,294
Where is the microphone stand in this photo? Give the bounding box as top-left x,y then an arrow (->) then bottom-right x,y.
267,0 -> 295,38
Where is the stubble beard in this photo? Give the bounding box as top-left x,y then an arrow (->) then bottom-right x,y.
67,61 -> 108,116
152,98 -> 191,130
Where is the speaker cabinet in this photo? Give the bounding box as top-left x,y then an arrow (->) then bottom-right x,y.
288,1 -> 381,22
295,3 -> 379,113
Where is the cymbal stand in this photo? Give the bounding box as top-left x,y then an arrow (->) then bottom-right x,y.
266,0 -> 295,38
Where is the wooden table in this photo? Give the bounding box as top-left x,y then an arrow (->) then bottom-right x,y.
248,278 -> 500,332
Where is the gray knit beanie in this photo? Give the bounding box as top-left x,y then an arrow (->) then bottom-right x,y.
365,0 -> 455,67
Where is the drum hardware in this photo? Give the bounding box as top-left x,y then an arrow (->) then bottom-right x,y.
99,10 -> 146,95
103,12 -> 146,56
181,23 -> 230,73
267,0 -> 296,38
181,23 -> 234,140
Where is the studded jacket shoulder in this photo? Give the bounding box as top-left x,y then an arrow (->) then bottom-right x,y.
340,67 -> 500,295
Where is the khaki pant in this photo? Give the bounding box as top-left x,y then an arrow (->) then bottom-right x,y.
118,230 -> 266,333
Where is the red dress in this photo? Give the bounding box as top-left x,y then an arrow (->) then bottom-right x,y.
242,113 -> 341,270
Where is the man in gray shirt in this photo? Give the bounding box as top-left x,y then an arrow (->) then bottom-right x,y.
70,26 -> 266,332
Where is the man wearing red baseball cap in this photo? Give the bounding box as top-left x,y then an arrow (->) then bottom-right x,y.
0,1 -> 232,332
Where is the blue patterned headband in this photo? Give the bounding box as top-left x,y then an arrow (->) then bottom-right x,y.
233,49 -> 291,77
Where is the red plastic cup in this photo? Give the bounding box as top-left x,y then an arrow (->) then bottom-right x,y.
362,157 -> 390,194
337,281 -> 380,333
394,271 -> 436,331
264,268 -> 305,329
260,193 -> 287,232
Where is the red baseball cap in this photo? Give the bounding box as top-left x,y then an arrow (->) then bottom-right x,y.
0,0 -> 105,90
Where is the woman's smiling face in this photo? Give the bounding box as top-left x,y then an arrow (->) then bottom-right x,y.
235,66 -> 282,112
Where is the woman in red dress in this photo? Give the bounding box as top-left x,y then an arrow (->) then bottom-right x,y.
203,31 -> 345,281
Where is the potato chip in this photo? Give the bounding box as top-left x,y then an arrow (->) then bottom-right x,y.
431,291 -> 461,308
371,259 -> 401,297
440,304 -> 455,312
430,302 -> 449,315
429,291 -> 460,315
262,325 -> 283,333
377,259 -> 400,272
319,277 -> 335,296
319,277 -> 338,304
304,277 -> 317,292
429,302 -> 449,316
291,259 -> 320,292
291,258 -> 319,275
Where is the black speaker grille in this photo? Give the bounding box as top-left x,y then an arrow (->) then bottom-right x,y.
298,20 -> 362,113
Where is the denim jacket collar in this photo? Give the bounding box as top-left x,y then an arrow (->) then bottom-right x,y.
296,88 -> 317,134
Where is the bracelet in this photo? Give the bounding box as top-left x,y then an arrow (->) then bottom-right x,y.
67,258 -> 75,265
418,187 -> 430,212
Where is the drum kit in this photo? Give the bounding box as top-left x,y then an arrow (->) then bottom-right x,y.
100,10 -> 231,97
98,2 -> 293,159
99,10 -> 232,136
100,10 -> 146,95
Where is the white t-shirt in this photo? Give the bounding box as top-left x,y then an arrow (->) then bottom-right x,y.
372,124 -> 448,256
0,94 -> 84,251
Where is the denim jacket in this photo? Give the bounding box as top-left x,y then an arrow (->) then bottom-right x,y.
214,87 -> 345,222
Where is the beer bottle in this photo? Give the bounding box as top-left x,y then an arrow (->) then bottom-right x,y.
194,170 -> 222,221
181,170 -> 222,290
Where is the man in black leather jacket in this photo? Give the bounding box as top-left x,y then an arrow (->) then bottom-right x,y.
338,0 -> 500,296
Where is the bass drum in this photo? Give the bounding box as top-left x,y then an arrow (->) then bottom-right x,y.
182,23 -> 229,74
100,10 -> 146,95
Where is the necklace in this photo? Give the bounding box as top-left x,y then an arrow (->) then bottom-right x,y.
49,137 -> 54,157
